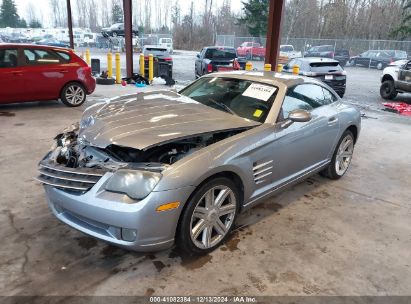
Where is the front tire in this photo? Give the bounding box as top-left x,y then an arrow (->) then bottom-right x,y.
321,130 -> 355,180
177,177 -> 240,255
60,83 -> 86,107
380,80 -> 398,100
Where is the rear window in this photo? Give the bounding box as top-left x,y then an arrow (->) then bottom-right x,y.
24,49 -> 61,65
281,45 -> 294,52
205,48 -> 236,59
319,46 -> 333,52
309,62 -> 342,72
144,47 -> 169,56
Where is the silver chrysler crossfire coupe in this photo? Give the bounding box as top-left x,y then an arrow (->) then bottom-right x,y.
36,71 -> 361,255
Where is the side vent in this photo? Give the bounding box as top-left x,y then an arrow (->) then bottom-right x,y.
253,160 -> 273,185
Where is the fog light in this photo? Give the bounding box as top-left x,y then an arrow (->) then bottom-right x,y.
121,228 -> 137,242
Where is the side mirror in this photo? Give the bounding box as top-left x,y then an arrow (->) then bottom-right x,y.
288,109 -> 312,122
196,53 -> 200,59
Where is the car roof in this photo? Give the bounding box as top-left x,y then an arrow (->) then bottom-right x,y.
202,70 -> 323,88
0,43 -> 73,52
294,57 -> 339,64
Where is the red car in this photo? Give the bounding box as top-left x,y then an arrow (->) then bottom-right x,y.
0,44 -> 95,107
236,42 -> 266,60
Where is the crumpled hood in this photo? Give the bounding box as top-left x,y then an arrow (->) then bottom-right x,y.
79,90 -> 260,150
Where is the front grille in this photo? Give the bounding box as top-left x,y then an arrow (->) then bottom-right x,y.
35,162 -> 106,192
253,160 -> 273,185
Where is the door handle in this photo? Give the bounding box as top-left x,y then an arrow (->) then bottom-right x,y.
328,116 -> 338,125
59,70 -> 69,73
13,71 -> 23,76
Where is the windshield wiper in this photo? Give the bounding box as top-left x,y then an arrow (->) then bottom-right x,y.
208,98 -> 237,115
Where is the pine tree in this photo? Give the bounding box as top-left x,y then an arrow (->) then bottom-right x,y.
0,0 -> 22,27
112,3 -> 124,24
392,0 -> 411,39
238,0 -> 269,37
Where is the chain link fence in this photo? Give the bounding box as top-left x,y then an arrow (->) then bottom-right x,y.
216,34 -> 411,57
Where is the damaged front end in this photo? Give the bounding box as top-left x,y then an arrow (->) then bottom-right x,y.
36,123 -> 249,199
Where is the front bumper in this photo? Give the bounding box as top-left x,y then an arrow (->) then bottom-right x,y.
44,173 -> 195,252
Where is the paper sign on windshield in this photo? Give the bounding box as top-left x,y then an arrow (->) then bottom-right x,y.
242,83 -> 277,101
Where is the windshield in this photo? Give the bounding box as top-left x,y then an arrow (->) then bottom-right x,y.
281,45 -> 294,52
179,77 -> 278,123
205,48 -> 237,59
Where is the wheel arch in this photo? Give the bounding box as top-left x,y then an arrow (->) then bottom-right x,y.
381,74 -> 394,83
346,125 -> 358,144
174,170 -> 245,240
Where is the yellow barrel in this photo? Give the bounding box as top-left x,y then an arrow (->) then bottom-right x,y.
277,63 -> 283,73
115,53 -> 121,84
292,65 -> 300,75
107,52 -> 113,78
148,54 -> 154,82
139,53 -> 145,77
85,49 -> 91,65
245,62 -> 252,71
264,63 -> 272,71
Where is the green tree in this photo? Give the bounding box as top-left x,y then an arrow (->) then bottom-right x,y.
29,19 -> 42,28
112,3 -> 123,24
0,0 -> 22,27
238,0 -> 269,37
392,0 -> 411,39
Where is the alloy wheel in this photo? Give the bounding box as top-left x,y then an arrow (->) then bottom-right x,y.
65,85 -> 85,106
190,186 -> 237,249
335,134 -> 354,176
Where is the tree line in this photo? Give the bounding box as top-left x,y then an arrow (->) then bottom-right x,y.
1,0 -> 410,49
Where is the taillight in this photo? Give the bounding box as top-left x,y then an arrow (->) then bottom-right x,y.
207,64 -> 213,73
144,56 -> 149,60
330,52 -> 335,58
163,57 -> 172,61
390,58 -> 394,63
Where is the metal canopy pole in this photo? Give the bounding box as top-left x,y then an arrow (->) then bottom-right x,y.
123,0 -> 133,78
265,0 -> 285,70
66,0 -> 74,49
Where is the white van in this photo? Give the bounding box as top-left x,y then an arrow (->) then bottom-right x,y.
159,37 -> 173,54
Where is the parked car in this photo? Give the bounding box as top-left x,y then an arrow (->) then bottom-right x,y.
195,46 -> 246,78
159,37 -> 173,54
36,38 -> 70,48
278,44 -> 302,64
36,71 -> 361,255
304,45 -> 350,67
0,44 -> 95,106
380,59 -> 411,99
283,57 -> 347,97
349,50 -> 408,70
7,33 -> 30,43
142,45 -> 173,79
101,23 -> 139,37
236,42 -> 265,60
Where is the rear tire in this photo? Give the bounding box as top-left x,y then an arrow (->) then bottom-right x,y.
176,177 -> 240,256
60,83 -> 86,107
320,130 -> 355,180
380,80 -> 398,100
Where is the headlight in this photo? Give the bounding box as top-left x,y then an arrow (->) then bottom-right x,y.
105,170 -> 162,200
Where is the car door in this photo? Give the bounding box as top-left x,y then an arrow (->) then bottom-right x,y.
270,83 -> 340,186
20,48 -> 68,101
396,61 -> 411,91
0,47 -> 24,103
